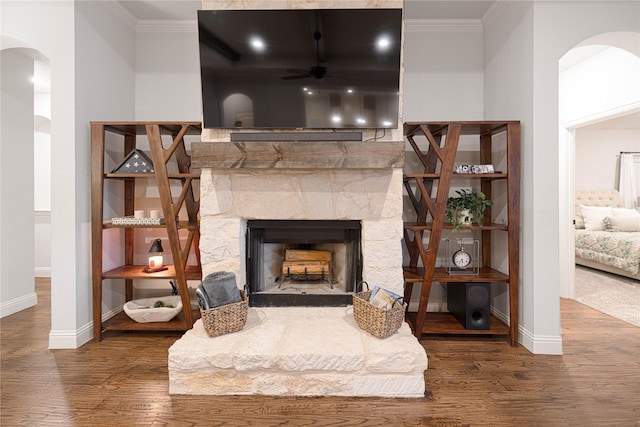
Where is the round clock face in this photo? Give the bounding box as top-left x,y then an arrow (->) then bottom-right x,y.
452,248 -> 472,268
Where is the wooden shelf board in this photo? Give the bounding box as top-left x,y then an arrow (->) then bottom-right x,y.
404,121 -> 519,137
104,173 -> 200,179
404,222 -> 508,231
92,121 -> 202,137
102,308 -> 200,332
103,265 -> 202,280
103,220 -> 199,230
405,173 -> 508,180
403,267 -> 424,283
406,311 -> 510,336
403,267 -> 510,283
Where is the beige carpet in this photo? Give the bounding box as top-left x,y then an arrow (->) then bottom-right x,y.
574,266 -> 640,327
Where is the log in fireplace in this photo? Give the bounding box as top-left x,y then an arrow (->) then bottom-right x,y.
246,220 -> 362,307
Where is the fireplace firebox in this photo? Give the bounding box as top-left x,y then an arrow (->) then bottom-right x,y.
246,220 -> 362,307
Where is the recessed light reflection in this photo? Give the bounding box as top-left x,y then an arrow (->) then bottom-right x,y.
331,115 -> 342,123
376,35 -> 391,51
250,36 -> 265,52
382,120 -> 393,127
356,117 -> 366,124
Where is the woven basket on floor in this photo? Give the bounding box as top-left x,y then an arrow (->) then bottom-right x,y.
352,290 -> 406,339
200,291 -> 248,337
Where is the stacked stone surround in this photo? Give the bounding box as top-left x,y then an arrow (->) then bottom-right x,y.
199,168 -> 406,296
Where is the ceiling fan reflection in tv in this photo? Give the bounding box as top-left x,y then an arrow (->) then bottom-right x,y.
282,30 -> 335,80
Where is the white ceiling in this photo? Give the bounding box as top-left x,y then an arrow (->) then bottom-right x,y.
116,1 -> 497,21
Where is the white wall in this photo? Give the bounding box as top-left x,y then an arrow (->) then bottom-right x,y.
485,1 -> 640,354
34,89 -> 52,277
135,29 -> 201,121
575,129 -> 640,191
560,46 -> 640,126
0,48 -> 37,317
3,0 -> 637,351
0,0 -> 136,347
483,1 -> 541,351
403,21 -> 484,121
73,1 -> 137,344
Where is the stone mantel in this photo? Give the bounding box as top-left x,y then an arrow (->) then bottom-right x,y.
191,140 -> 405,170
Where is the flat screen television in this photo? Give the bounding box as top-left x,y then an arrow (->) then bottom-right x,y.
197,8 -> 402,130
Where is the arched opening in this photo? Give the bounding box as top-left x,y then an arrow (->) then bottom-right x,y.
558,32 -> 640,300
34,58 -> 52,279
1,42 -> 51,317
222,93 -> 254,128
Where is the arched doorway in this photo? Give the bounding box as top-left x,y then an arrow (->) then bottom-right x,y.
558,32 -> 640,299
0,41 -> 51,317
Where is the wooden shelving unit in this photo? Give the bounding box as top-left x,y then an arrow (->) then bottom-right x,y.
402,121 -> 520,346
91,122 -> 202,341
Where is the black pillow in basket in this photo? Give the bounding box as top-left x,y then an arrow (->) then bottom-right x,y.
196,271 -> 248,337
197,271 -> 242,309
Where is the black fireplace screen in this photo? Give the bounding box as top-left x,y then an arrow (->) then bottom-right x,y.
246,220 -> 362,307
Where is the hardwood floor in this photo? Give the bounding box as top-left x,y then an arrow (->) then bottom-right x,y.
1,279 -> 639,426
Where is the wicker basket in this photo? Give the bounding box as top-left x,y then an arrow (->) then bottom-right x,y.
200,291 -> 248,337
352,290 -> 406,339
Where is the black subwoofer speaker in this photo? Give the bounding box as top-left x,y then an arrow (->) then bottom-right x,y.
447,282 -> 491,330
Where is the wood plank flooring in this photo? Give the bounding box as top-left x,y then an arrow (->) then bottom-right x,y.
1,278 -> 639,426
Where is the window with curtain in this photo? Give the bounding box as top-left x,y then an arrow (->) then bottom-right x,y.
619,152 -> 640,208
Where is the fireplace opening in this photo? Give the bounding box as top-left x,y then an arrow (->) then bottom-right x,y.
246,220 -> 362,307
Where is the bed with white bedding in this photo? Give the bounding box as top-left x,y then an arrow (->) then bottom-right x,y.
575,189 -> 640,280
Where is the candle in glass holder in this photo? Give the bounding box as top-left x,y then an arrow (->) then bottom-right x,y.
148,255 -> 163,269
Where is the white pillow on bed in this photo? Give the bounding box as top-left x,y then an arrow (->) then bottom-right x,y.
580,205 -> 613,230
603,216 -> 640,232
612,207 -> 640,218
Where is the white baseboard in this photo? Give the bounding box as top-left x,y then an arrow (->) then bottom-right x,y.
518,327 -> 563,355
47,306 -> 124,349
492,305 -> 563,355
35,267 -> 51,277
0,292 -> 38,318
48,322 -> 93,349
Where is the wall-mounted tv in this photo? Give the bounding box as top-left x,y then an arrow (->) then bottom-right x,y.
197,8 -> 402,130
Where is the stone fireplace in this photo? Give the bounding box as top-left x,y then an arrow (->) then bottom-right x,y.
168,147 -> 429,397
168,0 -> 427,398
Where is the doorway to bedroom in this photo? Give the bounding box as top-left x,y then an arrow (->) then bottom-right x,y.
558,32 -> 640,315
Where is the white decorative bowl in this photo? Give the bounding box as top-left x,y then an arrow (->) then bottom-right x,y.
123,296 -> 182,323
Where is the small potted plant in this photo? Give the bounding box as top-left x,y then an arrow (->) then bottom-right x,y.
445,189 -> 493,231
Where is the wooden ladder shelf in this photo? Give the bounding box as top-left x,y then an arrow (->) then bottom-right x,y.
91,122 -> 202,341
402,121 -> 520,346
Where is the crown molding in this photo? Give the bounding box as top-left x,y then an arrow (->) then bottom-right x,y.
103,0 -> 137,31
404,19 -> 483,33
136,20 -> 198,33
104,1 -> 196,33
482,1 -> 509,29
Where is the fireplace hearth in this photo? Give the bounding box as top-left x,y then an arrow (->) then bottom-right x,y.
246,220 -> 362,307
